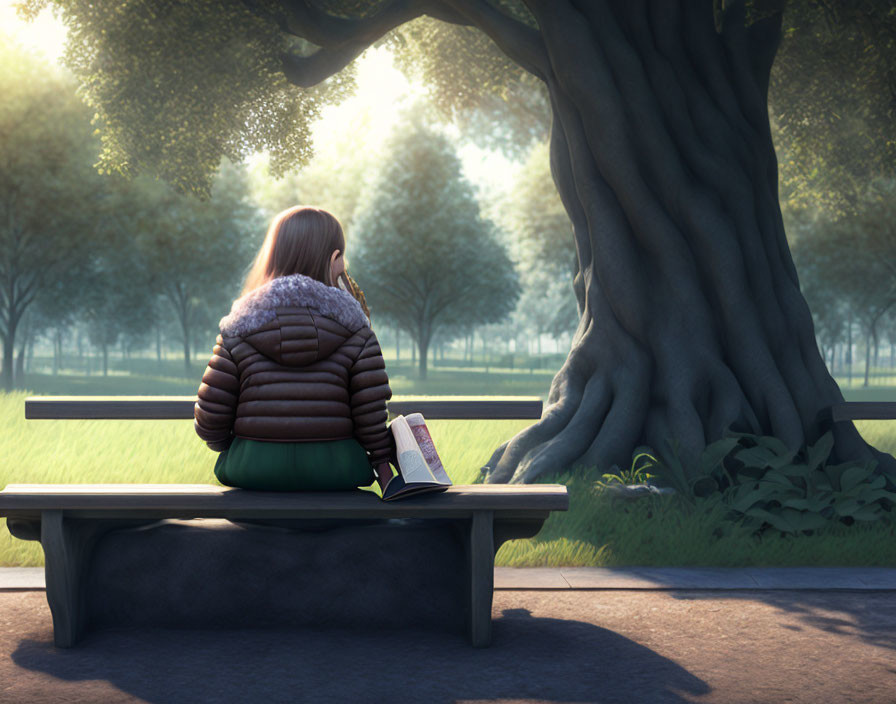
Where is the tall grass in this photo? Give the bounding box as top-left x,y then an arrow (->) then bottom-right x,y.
2,377 -> 896,567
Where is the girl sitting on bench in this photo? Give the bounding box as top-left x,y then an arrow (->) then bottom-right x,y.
194,205 -> 397,509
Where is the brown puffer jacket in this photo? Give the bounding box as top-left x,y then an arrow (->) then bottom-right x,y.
193,273 -> 395,467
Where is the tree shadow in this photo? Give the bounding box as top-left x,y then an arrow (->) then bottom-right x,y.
661,588 -> 896,653
10,607 -> 710,704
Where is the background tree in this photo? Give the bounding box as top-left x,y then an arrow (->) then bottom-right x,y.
487,138 -> 579,350
793,203 -> 896,388
789,209 -> 847,373
771,1 -> 896,220
489,140 -> 576,281
19,0 -> 896,488
839,179 -> 896,384
0,37 -> 101,390
883,309 -> 896,370
79,220 -> 157,376
350,108 -> 521,379
131,162 -> 263,376
249,95 -> 384,230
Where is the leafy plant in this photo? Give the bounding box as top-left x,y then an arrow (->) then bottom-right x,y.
595,447 -> 659,487
648,429 -> 896,537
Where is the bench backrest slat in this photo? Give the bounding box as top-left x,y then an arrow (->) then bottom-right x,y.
816,402 -> 896,425
24,396 -> 543,420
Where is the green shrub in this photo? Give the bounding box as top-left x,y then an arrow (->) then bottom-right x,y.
638,430 -> 896,537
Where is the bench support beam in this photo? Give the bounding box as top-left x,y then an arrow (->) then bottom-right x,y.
42,510 -> 97,647
40,512 -> 165,647
468,510 -> 495,648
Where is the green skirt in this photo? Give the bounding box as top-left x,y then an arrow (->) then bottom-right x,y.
214,436 -> 376,492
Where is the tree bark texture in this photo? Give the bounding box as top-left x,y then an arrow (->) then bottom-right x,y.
481,0 -> 896,485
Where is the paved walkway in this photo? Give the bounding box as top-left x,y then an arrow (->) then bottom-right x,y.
2,588 -> 895,703
3,566 -> 896,590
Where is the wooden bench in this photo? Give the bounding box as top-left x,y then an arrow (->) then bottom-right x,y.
3,396 -> 568,649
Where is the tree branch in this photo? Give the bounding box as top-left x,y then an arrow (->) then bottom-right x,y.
280,0 -> 423,46
281,42 -> 370,87
274,0 -> 548,88
276,0 -> 452,87
420,2 -> 474,27
437,0 -> 550,79
240,0 -> 294,34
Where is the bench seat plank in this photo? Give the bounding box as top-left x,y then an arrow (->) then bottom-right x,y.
0,484 -> 569,519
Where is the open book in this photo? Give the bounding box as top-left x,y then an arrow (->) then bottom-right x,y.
380,413 -> 452,501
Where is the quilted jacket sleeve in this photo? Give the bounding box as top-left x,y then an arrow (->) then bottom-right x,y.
348,328 -> 394,466
194,333 -> 240,452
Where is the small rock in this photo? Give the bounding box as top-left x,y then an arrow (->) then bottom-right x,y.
600,483 -> 676,500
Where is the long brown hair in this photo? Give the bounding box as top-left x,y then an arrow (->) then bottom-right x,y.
240,206 -> 346,297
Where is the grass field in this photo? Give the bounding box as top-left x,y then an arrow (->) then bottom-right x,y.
2,365 -> 896,567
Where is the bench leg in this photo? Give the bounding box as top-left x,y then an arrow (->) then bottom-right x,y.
39,513 -> 161,648
468,510 -> 495,648
42,510 -> 95,648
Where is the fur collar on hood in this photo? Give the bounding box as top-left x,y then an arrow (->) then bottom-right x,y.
218,273 -> 370,338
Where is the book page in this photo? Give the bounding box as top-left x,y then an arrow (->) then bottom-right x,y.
389,415 -> 436,483
405,413 -> 451,484
396,450 -> 433,484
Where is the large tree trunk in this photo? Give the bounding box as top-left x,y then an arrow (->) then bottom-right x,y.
482,1 -> 896,486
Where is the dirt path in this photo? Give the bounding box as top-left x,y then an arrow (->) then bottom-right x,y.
1,589 -> 894,703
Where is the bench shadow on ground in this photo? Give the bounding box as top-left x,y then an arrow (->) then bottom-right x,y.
9,607 -> 710,704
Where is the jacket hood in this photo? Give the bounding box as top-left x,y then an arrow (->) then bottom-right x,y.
218,273 -> 371,366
